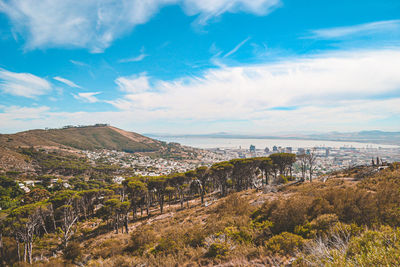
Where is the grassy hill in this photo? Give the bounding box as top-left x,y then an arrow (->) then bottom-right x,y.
0,125 -> 163,153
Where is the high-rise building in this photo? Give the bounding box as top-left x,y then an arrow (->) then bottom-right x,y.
297,148 -> 305,155
250,145 -> 256,153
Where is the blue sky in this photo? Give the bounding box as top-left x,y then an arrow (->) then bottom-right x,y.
0,0 -> 399,134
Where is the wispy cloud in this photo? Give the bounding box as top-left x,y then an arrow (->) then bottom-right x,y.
309,20 -> 400,39
53,76 -> 81,88
0,68 -> 52,98
73,92 -> 100,103
119,52 -> 147,63
0,0 -> 281,52
223,37 -> 251,58
69,60 -> 89,67
183,0 -> 281,25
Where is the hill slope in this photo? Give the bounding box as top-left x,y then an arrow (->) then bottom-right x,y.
0,125 -> 163,152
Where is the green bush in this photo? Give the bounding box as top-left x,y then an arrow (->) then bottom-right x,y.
266,232 -> 304,255
310,214 -> 339,236
206,242 -> 230,258
223,226 -> 252,244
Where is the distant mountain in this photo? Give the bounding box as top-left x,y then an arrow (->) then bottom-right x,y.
307,131 -> 400,145
148,130 -> 400,145
0,125 -> 164,153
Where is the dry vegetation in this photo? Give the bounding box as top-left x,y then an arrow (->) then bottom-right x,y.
2,163 -> 399,266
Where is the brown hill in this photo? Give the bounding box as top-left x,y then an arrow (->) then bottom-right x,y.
0,125 -> 174,172
0,125 -> 163,153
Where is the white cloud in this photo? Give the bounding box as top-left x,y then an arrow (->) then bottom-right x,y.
108,49 -> 400,122
73,92 -> 100,103
1,97 -> 399,135
115,73 -> 151,93
223,37 -> 250,58
182,0 -> 280,24
0,105 -> 50,120
0,68 -> 52,98
53,76 -> 81,88
0,0 -> 281,52
310,20 -> 400,39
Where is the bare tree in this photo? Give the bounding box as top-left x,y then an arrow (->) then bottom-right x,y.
59,198 -> 80,247
297,153 -> 308,181
9,203 -> 51,264
306,149 -> 318,182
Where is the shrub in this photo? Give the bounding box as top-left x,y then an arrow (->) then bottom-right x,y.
63,242 -> 82,261
294,223 -> 314,239
204,233 -> 235,259
152,236 -> 179,255
251,220 -> 274,245
300,226 -> 400,266
223,226 -> 252,244
266,232 -> 304,255
93,238 -> 125,259
310,214 -> 339,236
129,226 -> 158,255
253,195 -> 314,234
206,243 -> 230,258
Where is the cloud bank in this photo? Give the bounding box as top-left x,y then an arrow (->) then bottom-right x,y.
109,49 -> 400,121
0,49 -> 399,134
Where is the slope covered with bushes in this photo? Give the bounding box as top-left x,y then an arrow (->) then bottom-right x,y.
0,162 -> 399,266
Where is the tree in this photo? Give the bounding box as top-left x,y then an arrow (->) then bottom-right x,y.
230,159 -> 258,191
123,177 -> 147,219
170,173 -> 188,208
270,153 -> 296,178
194,166 -> 209,204
50,191 -> 81,247
306,149 -> 318,182
23,188 -> 51,204
210,162 -> 234,196
0,212 -> 7,265
8,202 -> 51,264
99,198 -> 129,234
0,176 -> 23,210
297,154 -> 308,181
257,157 -> 273,185
148,176 -> 168,214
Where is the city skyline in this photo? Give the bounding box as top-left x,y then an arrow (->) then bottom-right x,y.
0,0 -> 400,134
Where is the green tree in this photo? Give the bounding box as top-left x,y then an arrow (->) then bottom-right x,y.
210,162 -> 234,196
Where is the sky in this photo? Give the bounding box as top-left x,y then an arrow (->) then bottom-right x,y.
0,0 -> 400,135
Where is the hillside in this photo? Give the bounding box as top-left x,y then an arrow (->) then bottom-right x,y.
0,125 -> 163,152
0,125 -> 204,173
1,163 -> 399,266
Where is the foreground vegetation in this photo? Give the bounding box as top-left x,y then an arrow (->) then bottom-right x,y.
0,156 -> 399,266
